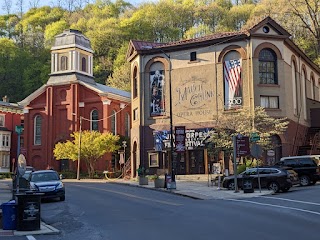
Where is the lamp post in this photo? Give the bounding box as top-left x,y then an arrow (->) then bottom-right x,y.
160,50 -> 175,184
122,140 -> 127,178
77,116 -> 82,180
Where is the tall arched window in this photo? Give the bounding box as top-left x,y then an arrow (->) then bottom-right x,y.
61,56 -> 68,71
111,110 -> 116,135
133,67 -> 138,98
125,113 -> 130,137
91,109 -> 99,131
81,57 -> 86,72
34,115 -> 42,145
311,76 -> 316,100
302,70 -> 307,120
292,60 -> 299,115
259,49 -> 278,84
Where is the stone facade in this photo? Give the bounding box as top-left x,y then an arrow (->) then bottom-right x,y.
127,17 -> 320,177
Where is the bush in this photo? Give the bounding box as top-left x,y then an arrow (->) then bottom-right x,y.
0,172 -> 13,179
59,171 -> 77,179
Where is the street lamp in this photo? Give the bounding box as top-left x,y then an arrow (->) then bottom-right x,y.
141,46 -> 176,187
122,140 -> 127,178
159,50 -> 175,185
77,116 -> 82,180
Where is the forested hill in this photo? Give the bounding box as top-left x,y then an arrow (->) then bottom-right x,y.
0,0 -> 318,102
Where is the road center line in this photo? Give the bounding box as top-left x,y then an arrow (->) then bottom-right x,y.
225,199 -> 320,216
72,184 -> 182,206
260,196 -> 320,206
26,236 -> 37,240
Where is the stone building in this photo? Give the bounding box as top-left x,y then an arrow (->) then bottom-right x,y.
126,17 -> 320,177
19,29 -> 131,173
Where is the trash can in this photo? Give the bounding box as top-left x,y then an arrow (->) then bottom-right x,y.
242,176 -> 254,193
0,201 -> 17,230
15,192 -> 43,231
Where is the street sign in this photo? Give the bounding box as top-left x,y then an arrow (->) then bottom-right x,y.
15,125 -> 24,134
250,132 -> 260,142
251,143 -> 263,159
236,135 -> 250,157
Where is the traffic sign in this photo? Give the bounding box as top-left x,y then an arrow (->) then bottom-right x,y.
15,125 -> 24,134
250,132 -> 260,142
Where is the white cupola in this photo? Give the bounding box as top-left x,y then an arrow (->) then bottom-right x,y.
50,29 -> 94,77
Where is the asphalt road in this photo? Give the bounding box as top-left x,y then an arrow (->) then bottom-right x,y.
4,182 -> 320,240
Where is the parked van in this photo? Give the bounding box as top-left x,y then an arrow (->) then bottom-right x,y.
275,155 -> 320,186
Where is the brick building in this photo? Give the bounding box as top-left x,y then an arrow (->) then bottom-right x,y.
19,29 -> 130,173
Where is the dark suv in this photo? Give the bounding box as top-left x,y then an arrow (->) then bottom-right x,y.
275,155 -> 320,186
222,167 -> 298,193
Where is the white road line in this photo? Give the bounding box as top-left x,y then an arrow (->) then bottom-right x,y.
225,199 -> 320,216
72,184 -> 182,206
26,236 -> 36,240
260,196 -> 320,206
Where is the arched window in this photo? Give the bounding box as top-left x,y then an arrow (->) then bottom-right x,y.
133,67 -> 138,98
259,49 -> 278,84
292,60 -> 299,115
91,109 -> 99,131
302,70 -> 307,120
34,115 -> 42,145
111,110 -> 116,135
125,113 -> 130,137
81,57 -> 86,72
61,56 -> 68,71
311,76 -> 316,100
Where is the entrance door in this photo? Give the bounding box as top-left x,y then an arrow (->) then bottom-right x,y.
176,153 -> 186,175
189,150 -> 205,174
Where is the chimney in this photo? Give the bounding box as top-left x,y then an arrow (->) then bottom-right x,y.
2,95 -> 8,102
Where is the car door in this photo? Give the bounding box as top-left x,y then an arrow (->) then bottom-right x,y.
242,168 -> 258,188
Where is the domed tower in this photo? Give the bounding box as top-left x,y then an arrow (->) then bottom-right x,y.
48,29 -> 95,85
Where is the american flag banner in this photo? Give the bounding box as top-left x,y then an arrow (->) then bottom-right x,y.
224,59 -> 242,110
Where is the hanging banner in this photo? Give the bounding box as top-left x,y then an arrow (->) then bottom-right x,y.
150,70 -> 165,116
224,59 -> 243,110
175,126 -> 186,153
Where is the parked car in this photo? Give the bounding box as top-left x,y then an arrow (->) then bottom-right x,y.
28,170 -> 65,201
222,167 -> 299,193
275,155 -> 320,186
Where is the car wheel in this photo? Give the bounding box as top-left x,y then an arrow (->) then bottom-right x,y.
268,182 -> 280,193
227,181 -> 235,190
310,180 -> 316,185
299,175 -> 310,186
60,196 -> 65,201
281,187 -> 290,192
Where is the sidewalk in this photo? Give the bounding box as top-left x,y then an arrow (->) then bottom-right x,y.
106,178 -> 273,200
0,180 -> 59,237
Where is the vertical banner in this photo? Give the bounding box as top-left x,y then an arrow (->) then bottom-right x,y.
175,126 -> 186,153
150,70 -> 165,116
224,59 -> 242,110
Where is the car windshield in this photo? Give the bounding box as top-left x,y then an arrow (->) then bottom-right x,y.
31,172 -> 59,182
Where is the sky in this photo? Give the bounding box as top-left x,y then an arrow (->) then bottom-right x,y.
0,0 -> 144,15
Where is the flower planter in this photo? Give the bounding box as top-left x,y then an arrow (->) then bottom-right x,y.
138,176 -> 149,185
154,178 -> 165,188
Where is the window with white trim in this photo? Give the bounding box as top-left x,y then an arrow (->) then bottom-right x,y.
0,115 -> 4,127
34,115 -> 42,145
260,96 -> 279,109
111,110 -> 116,135
90,109 -> 99,131
125,113 -> 130,137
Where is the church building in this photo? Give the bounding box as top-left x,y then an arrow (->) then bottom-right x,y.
19,29 -> 131,173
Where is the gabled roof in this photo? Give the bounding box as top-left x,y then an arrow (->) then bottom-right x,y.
126,16 -> 297,61
19,75 -> 130,107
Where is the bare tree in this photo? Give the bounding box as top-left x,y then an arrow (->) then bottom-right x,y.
2,0 -> 12,15
28,0 -> 40,8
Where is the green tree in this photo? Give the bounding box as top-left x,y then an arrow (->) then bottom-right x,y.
53,130 -> 120,178
207,107 -> 289,155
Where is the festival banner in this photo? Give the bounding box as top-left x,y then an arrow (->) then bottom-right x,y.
224,59 -> 242,110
